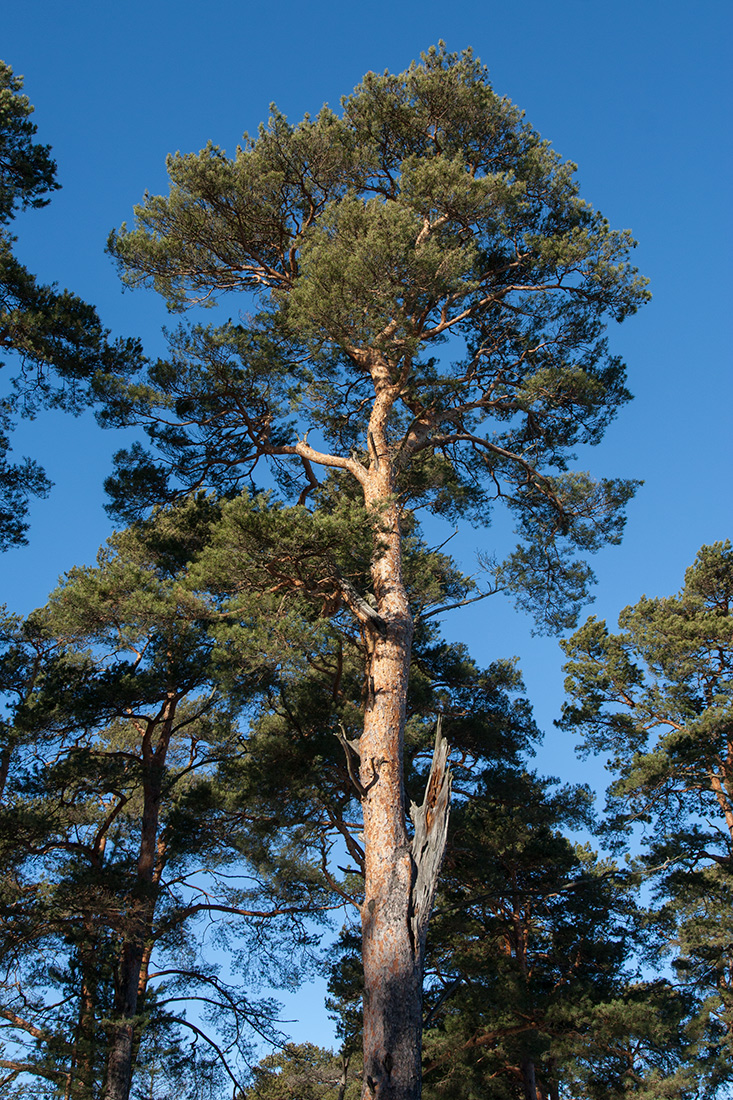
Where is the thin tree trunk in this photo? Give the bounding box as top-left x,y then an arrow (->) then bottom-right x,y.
103,706 -> 172,1100
547,1057 -> 559,1100
104,936 -> 149,1100
67,937 -> 99,1100
0,746 -> 10,802
521,1059 -> 538,1100
337,1053 -> 352,1100
128,924 -> 158,1087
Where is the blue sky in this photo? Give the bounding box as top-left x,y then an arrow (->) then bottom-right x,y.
3,0 -> 732,1047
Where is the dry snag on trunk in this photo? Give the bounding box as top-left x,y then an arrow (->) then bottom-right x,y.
409,719 -> 452,957
106,44 -> 648,1100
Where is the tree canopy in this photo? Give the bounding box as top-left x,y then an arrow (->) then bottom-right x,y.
106,43 -> 647,626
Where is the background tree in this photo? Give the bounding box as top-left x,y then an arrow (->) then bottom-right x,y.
242,1043 -> 361,1100
103,44 -> 649,1099
421,773 -> 697,1099
0,502 -> 326,1100
0,59 -> 141,548
560,540 -> 733,1096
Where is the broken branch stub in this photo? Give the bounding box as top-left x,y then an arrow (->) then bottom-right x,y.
409,718 -> 452,954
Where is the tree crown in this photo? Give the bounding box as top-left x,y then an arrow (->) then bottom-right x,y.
105,45 -> 649,630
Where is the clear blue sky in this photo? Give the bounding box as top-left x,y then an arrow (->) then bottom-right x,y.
3,0 -> 732,1047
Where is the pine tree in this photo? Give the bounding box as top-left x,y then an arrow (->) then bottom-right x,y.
103,44 -> 649,1098
560,541 -> 733,1095
243,1043 -> 361,1100
0,502 -> 320,1100
421,773 -> 696,1099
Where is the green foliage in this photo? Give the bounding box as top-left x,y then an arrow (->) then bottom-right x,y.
560,541 -> 733,1094
243,1043 -> 360,1100
423,773 -> 688,1097
105,43 -> 648,630
0,61 -> 57,222
0,60 -> 143,549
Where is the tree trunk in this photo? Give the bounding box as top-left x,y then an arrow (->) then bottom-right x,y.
547,1058 -> 559,1100
521,1059 -> 538,1100
358,482 -> 451,1100
103,712 -> 171,1100
103,941 -> 145,1100
360,617 -> 419,1100
104,935 -> 158,1100
337,1053 -> 352,1100
0,744 -> 11,801
67,936 -> 100,1099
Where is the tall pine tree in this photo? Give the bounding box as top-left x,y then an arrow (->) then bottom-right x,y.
103,45 -> 649,1098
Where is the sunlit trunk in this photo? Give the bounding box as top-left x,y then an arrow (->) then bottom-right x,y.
358,471 -> 451,1100
360,612 -> 419,1099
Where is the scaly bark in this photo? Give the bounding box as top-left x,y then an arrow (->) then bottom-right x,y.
358,399 -> 451,1098
103,942 -> 143,1100
360,484 -> 418,1100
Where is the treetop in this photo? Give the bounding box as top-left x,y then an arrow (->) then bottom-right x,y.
104,44 -> 650,631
